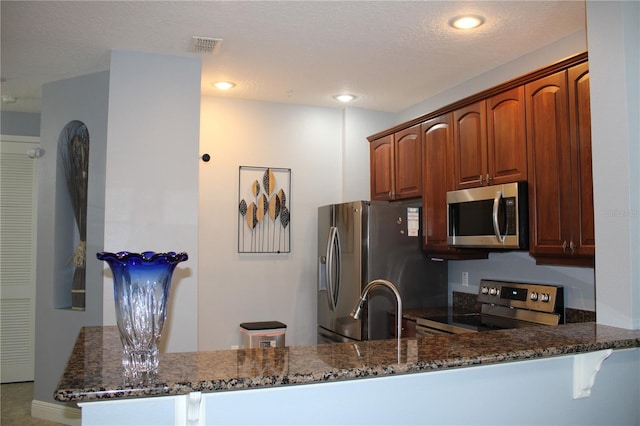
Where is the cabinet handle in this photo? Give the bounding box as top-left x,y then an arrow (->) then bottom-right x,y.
479,174 -> 484,184
486,174 -> 491,184
562,241 -> 576,254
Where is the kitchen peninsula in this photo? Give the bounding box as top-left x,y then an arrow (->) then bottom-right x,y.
56,324 -> 639,425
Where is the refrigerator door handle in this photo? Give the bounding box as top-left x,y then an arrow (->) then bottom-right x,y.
325,226 -> 341,311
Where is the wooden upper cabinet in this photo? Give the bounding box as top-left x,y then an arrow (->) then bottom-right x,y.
526,70 -> 571,258
453,101 -> 487,189
370,125 -> 422,201
568,62 -> 595,258
453,89 -> 527,190
367,53 -> 591,262
487,86 -> 527,185
394,125 -> 423,199
526,63 -> 594,265
421,114 -> 488,260
421,114 -> 453,253
369,134 -> 395,201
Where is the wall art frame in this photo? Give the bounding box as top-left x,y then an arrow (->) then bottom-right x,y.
238,166 -> 291,253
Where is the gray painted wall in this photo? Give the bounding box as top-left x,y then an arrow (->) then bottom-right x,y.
398,30 -> 588,123
35,71 -> 109,405
102,50 -> 200,353
0,111 -> 41,136
35,47 -> 202,409
78,348 -> 640,425
587,0 -> 639,329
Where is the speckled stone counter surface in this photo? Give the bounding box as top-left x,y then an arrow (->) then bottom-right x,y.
55,323 -> 640,403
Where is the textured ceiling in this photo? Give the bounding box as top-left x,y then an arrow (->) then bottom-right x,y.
1,1 -> 586,114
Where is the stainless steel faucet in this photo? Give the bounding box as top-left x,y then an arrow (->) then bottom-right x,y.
350,279 -> 403,341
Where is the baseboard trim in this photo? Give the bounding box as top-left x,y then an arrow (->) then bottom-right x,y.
31,399 -> 81,426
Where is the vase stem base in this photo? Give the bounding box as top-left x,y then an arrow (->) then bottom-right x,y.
122,348 -> 159,385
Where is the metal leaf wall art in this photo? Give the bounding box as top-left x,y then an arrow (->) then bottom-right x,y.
238,166 -> 291,253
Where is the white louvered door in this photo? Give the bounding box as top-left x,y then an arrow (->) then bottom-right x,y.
1,135 -> 39,383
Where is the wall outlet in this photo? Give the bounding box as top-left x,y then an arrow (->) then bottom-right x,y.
462,272 -> 469,286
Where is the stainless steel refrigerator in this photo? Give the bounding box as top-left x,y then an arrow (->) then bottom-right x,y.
317,201 -> 448,344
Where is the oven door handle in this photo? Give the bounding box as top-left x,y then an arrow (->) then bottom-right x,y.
492,190 -> 506,244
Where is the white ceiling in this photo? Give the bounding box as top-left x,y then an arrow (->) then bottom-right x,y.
1,1 -> 586,114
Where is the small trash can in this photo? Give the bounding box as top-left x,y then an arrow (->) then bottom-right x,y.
240,321 -> 287,349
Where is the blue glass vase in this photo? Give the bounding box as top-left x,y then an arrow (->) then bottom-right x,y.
97,251 -> 188,383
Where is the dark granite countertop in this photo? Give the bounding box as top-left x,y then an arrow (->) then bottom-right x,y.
54,323 -> 640,402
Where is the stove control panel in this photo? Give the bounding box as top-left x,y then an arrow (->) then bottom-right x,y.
477,280 -> 564,316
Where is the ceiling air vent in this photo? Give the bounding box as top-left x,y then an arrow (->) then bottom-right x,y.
191,36 -> 222,54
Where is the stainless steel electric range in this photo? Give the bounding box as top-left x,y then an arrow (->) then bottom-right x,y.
416,280 -> 565,336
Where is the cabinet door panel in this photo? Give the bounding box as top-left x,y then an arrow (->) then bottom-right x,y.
453,101 -> 487,189
487,87 -> 527,184
568,62 -> 595,256
394,125 -> 422,199
526,71 -> 572,256
370,135 -> 394,201
421,115 -> 452,252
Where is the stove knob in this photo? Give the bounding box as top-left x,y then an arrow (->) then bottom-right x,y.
530,292 -> 539,301
540,293 -> 550,303
481,286 -> 489,295
489,287 -> 498,296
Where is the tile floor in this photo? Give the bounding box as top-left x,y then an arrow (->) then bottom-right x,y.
1,382 -> 64,426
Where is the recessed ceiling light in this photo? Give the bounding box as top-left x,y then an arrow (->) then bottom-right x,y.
213,81 -> 235,90
449,15 -> 485,30
333,94 -> 357,103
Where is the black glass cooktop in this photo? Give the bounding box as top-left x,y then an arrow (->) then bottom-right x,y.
421,312 -> 541,333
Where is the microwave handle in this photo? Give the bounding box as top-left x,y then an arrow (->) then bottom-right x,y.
492,191 -> 506,243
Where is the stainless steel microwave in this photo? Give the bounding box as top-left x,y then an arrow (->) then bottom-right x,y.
446,182 -> 528,249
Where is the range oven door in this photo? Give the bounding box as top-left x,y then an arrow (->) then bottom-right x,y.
415,324 -> 456,337
415,317 -> 478,335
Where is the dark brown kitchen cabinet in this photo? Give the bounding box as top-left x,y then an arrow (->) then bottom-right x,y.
369,134 -> 394,201
568,63 -> 595,258
453,101 -> 487,189
421,114 -> 454,253
487,86 -> 528,185
370,124 -> 422,201
367,53 -> 590,262
420,114 -> 488,259
453,88 -> 527,190
525,62 -> 594,266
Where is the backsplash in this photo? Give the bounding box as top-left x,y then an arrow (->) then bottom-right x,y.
448,251 -> 596,312
565,308 -> 596,323
451,291 -> 481,314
